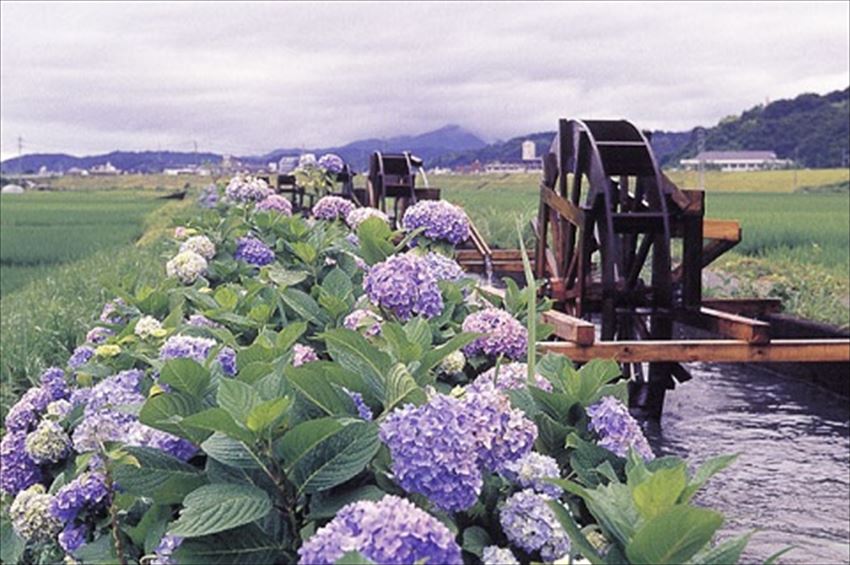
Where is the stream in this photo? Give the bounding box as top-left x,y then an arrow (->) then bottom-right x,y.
646,363 -> 850,564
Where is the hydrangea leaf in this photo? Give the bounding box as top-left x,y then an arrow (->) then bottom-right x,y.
173,524 -> 284,565
631,463 -> 688,520
159,358 -> 210,397
217,379 -> 262,425
112,446 -> 207,504
625,505 -> 724,565
168,483 -> 272,538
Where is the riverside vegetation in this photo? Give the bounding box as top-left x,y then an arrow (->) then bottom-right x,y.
0,172 -> 776,564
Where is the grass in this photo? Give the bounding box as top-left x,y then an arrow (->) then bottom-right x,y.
0,191 -> 166,296
45,173 -> 219,192
434,173 -> 850,327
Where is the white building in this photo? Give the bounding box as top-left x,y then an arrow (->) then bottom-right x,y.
680,151 -> 791,172
522,140 -> 536,161
89,161 -> 120,175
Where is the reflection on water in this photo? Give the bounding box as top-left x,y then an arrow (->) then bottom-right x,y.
646,363 -> 850,564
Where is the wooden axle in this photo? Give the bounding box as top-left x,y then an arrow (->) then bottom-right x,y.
538,339 -> 850,363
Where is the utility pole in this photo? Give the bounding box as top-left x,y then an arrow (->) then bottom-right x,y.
793,147 -> 799,192
696,128 -> 706,191
17,135 -> 24,185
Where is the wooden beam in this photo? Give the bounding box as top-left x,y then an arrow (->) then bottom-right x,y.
701,298 -> 783,317
540,186 -> 585,227
703,219 -> 741,242
538,339 -> 850,363
541,310 -> 595,345
676,307 -> 771,344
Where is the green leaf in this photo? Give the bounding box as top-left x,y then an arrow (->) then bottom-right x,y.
182,408 -> 255,443
218,379 -> 262,424
215,287 -> 239,310
546,500 -> 605,565
335,552 -> 376,565
689,531 -> 753,564
285,363 -> 358,417
356,217 -> 394,265
73,534 -> 118,564
201,432 -> 260,469
383,363 -> 425,414
0,513 -> 25,565
461,526 -> 491,558
381,323 -> 423,364
279,418 -> 381,494
322,268 -> 353,299
415,332 -> 479,381
626,506 -> 724,565
237,338 -> 276,370
276,322 -> 308,351
292,241 -> 318,265
159,358 -> 211,397
237,362 -> 275,385
169,483 -> 272,538
529,387 -> 576,421
139,392 -> 206,443
576,359 -> 622,404
680,454 -> 738,502
174,524 -> 283,565
308,485 -> 387,520
112,446 -> 207,504
246,397 -> 292,432
265,265 -> 309,288
282,288 -> 329,327
632,463 -> 688,520
323,329 -> 392,399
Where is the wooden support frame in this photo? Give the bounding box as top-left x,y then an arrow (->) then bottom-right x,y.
675,306 -> 771,344
539,339 -> 850,363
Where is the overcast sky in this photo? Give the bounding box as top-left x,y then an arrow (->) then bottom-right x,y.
1,1 -> 848,160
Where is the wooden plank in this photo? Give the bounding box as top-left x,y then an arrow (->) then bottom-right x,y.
701,298 -> 783,317
676,307 -> 770,344
540,186 -> 585,227
542,310 -> 595,345
538,339 -> 850,363
703,219 -> 741,242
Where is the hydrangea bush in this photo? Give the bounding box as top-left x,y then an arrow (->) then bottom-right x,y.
0,175 -> 753,565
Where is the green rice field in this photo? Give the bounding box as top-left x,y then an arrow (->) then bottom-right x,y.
0,191 -> 166,296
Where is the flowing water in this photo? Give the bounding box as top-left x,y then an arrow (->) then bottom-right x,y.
646,363 -> 850,564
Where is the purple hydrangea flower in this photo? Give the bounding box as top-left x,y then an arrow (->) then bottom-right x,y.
419,251 -> 466,282
298,495 -> 462,565
292,343 -> 319,367
346,207 -> 389,230
234,236 -> 276,266
58,522 -> 89,553
462,381 -> 537,472
99,298 -> 128,325
462,308 -> 528,360
40,367 -> 69,401
160,335 -> 236,375
68,346 -> 95,369
380,394 -> 483,512
499,452 -> 563,498
482,546 -> 519,565
152,534 -> 183,565
343,309 -> 382,337
402,200 -> 470,246
0,432 -> 42,495
500,489 -> 571,562
256,194 -> 293,216
312,195 -> 355,221
5,386 -> 51,433
344,389 -> 373,421
318,153 -> 345,174
471,362 -> 552,393
187,314 -> 222,328
225,176 -> 272,202
198,183 -> 219,208
50,471 -> 109,524
85,327 -> 113,344
587,396 -> 655,461
364,254 -> 443,321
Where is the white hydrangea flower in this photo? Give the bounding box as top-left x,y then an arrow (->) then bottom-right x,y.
135,315 -> 164,339
439,351 -> 466,375
9,484 -> 62,541
166,250 -> 207,284
179,235 -> 216,260
25,420 -> 70,463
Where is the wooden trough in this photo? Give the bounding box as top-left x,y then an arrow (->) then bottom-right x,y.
264,127 -> 850,419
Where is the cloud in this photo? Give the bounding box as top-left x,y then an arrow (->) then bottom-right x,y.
1,1 -> 847,159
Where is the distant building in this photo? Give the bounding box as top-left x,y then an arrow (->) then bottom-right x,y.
1,184 -> 24,194
164,167 -> 201,176
482,160 -> 542,174
277,156 -> 299,173
66,167 -> 89,176
89,161 -> 120,175
680,151 -> 791,172
522,140 -> 536,161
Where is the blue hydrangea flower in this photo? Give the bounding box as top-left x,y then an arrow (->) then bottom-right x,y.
344,389 -> 373,421
500,489 -> 571,562
225,176 -> 272,202
499,452 -> 563,498
187,314 -> 222,328
342,309 -> 382,337
402,200 -> 470,246
58,522 -> 89,553
0,431 -> 42,495
40,367 -> 69,401
50,471 -> 109,524
256,194 -> 293,216
68,346 -> 95,369
234,236 -> 276,266
380,394 -> 483,512
462,308 -> 528,360
4,386 -> 51,433
99,298 -> 128,325
313,195 -> 355,221
470,362 -> 552,393
298,495 -> 462,564
151,533 -> 183,564
364,254 -> 443,321
418,251 -> 466,282
160,335 -> 237,375
318,153 -> 345,174
85,326 -> 113,344
482,546 -> 519,565
198,183 -> 219,208
587,396 -> 654,461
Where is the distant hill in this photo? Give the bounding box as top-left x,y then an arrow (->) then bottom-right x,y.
665,87 -> 849,167
0,150 -> 221,175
